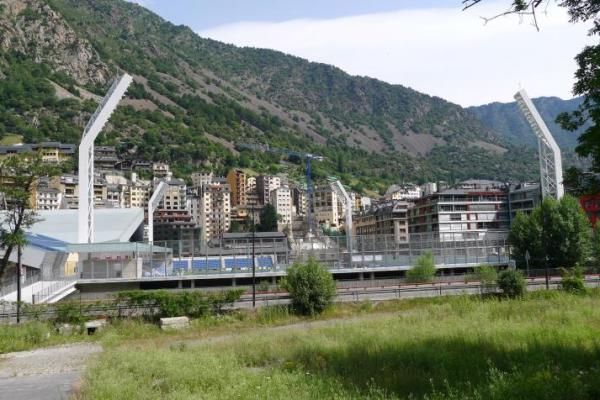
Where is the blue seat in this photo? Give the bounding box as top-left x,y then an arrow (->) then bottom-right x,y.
173,260 -> 189,271
224,258 -> 253,269
258,257 -> 273,268
192,259 -> 221,271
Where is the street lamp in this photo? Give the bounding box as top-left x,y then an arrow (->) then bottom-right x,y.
16,244 -> 22,324
252,206 -> 256,307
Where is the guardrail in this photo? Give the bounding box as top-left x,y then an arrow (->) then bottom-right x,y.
2,275 -> 599,323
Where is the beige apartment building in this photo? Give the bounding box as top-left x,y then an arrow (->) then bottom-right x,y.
191,183 -> 231,242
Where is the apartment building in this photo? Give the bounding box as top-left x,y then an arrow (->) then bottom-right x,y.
106,184 -> 127,208
0,142 -> 75,164
257,175 -> 281,205
35,187 -> 63,210
292,187 -> 308,216
160,179 -> 187,211
191,183 -> 231,242
384,184 -> 422,201
409,180 -> 509,241
270,185 -> 293,231
50,174 -> 78,209
94,146 -> 119,170
127,179 -> 151,209
191,171 -> 214,188
313,185 -> 342,230
153,209 -> 201,248
354,200 -> 410,245
508,183 -> 541,220
226,169 -> 247,206
152,163 -> 172,179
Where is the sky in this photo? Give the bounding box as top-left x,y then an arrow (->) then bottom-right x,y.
131,0 -> 592,107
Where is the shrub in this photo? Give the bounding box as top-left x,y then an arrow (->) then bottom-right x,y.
497,269 -> 526,298
54,302 -> 85,325
474,265 -> 498,294
117,289 -> 244,318
281,258 -> 336,315
407,251 -> 437,283
560,266 -> 586,294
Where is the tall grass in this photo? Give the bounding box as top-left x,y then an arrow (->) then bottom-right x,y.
77,291 -> 600,400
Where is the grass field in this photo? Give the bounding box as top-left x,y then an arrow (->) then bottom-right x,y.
72,291 -> 600,400
0,134 -> 23,145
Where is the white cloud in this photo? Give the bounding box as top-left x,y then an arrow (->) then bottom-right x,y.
198,3 -> 593,106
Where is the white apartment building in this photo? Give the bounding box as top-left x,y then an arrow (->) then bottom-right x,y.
160,179 -> 187,211
270,186 -> 292,231
191,183 -> 231,242
191,172 -> 214,188
384,184 -> 422,201
35,187 -> 63,210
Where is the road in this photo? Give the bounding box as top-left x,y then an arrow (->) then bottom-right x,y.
0,343 -> 101,400
234,275 -> 600,307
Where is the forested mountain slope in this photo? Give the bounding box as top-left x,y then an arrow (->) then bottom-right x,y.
0,0 -> 542,191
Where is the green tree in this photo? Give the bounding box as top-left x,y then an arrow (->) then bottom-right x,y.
0,153 -> 54,277
592,226 -> 600,267
257,203 -> 279,232
497,269 -> 526,298
508,211 -> 543,269
281,258 -> 336,315
406,251 -> 437,283
509,196 -> 590,270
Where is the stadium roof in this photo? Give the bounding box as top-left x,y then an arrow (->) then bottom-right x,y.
26,208 -> 144,243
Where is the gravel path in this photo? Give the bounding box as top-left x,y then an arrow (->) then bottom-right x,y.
0,342 -> 102,400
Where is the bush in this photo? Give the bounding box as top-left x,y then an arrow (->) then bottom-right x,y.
560,266 -> 586,294
281,258 -> 336,315
474,265 -> 498,293
117,289 -> 245,318
407,251 -> 437,283
54,302 -> 85,325
497,269 -> 526,298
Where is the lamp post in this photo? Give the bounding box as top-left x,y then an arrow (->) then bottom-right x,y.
16,244 -> 22,324
252,207 -> 256,308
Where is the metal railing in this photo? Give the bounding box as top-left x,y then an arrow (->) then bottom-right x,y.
70,232 -> 509,280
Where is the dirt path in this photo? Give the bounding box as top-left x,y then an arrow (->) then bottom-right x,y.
0,342 -> 102,400
174,310 -> 402,349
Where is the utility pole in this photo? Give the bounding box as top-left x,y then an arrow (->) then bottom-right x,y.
252,207 -> 256,308
16,245 -> 22,324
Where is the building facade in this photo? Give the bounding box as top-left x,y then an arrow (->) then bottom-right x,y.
355,200 -> 410,245
226,169 -> 247,207
257,175 -> 281,205
270,185 -> 293,232
409,181 -> 509,241
191,183 -> 231,242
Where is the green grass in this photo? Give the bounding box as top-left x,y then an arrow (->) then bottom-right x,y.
75,291 -> 600,400
0,134 -> 23,145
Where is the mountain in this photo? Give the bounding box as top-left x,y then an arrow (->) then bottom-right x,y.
0,0 -> 541,192
468,96 -> 585,150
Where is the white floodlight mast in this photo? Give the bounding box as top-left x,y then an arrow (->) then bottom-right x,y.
78,74 -> 133,243
148,181 -> 168,244
330,180 -> 353,267
514,89 -> 564,200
